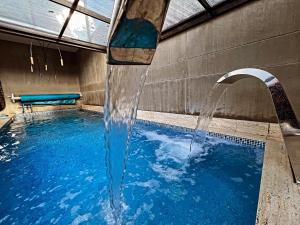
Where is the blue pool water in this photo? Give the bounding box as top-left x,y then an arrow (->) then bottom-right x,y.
0,110 -> 264,225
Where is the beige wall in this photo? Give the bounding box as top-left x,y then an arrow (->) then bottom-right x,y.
137,0 -> 300,122
0,40 -> 80,114
77,50 -> 107,106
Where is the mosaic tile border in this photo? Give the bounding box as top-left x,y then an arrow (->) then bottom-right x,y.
137,119 -> 265,149
207,132 -> 265,148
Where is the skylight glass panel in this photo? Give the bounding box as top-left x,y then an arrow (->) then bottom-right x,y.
206,0 -> 227,7
0,0 -> 68,35
163,0 -> 205,31
67,0 -> 115,18
63,11 -> 109,46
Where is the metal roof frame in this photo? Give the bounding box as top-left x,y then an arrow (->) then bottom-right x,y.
0,0 -> 254,52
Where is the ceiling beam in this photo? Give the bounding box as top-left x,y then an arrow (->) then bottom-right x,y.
50,0 -> 110,24
197,0 -> 214,16
57,0 -> 80,40
161,0 -> 254,41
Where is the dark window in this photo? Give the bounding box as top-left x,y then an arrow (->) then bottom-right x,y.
0,81 -> 5,111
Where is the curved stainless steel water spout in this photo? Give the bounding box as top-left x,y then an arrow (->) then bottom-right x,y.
217,68 -> 300,184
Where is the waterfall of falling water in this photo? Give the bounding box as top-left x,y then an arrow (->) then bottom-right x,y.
104,64 -> 150,224
190,83 -> 230,153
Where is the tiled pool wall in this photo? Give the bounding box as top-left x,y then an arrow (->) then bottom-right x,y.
9,109 -> 265,149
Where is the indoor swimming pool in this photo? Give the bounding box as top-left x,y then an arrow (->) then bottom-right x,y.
0,110 -> 264,225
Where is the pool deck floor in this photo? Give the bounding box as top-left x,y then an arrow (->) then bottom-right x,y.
81,104 -> 300,225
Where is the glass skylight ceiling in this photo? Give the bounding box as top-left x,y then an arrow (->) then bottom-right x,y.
163,0 -> 205,30
67,0 -> 114,18
0,0 -> 246,49
0,0 -> 68,35
63,11 -> 109,46
0,0 -> 114,48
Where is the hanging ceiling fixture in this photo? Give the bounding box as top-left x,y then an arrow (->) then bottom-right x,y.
57,47 -> 64,67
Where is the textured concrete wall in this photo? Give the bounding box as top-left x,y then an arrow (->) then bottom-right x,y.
137,0 -> 300,122
0,40 -> 80,114
77,50 -> 107,105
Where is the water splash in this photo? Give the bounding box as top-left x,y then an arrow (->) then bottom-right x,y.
190,83 -> 230,154
104,65 -> 149,224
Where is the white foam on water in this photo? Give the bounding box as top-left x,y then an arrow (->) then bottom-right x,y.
141,130 -> 213,183
101,200 -> 129,225
101,200 -> 118,225
71,213 -> 92,225
150,163 -> 184,182
142,130 -> 210,162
